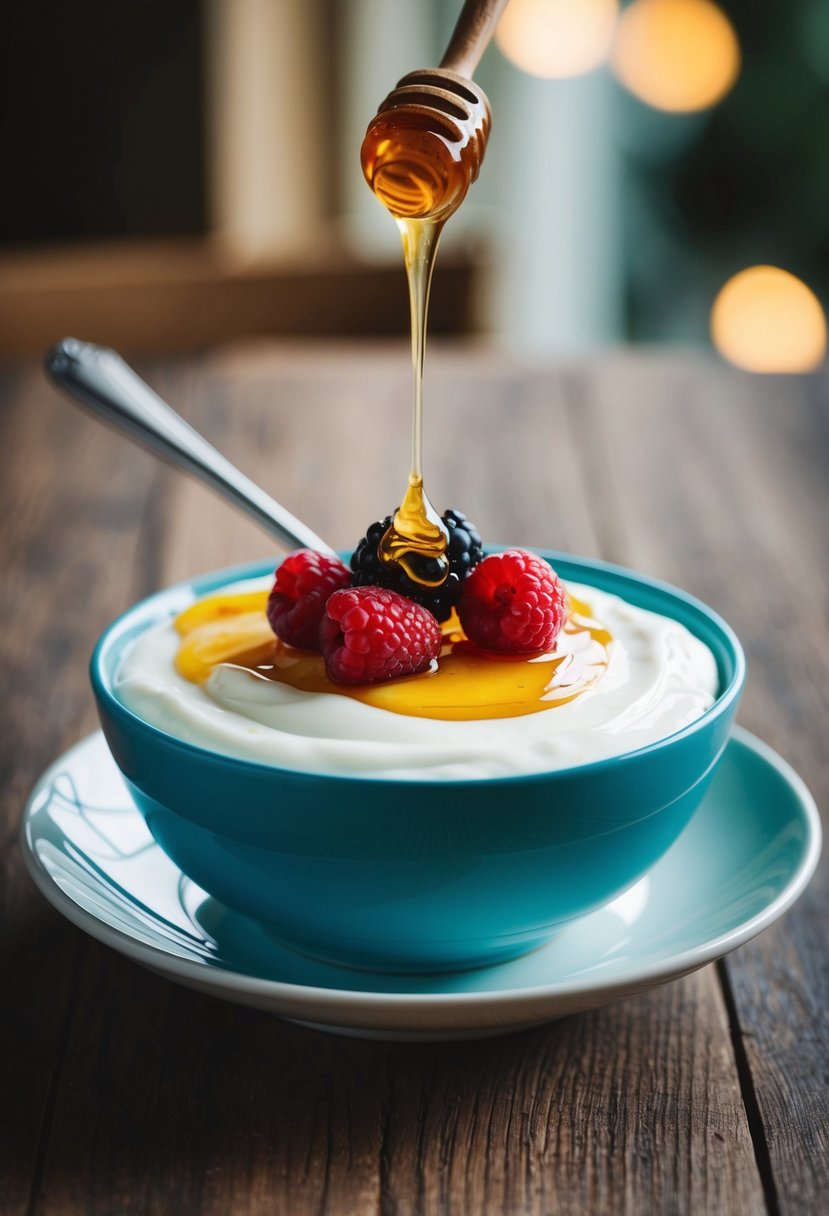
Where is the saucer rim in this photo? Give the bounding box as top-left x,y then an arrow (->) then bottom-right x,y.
20,726 -> 822,1024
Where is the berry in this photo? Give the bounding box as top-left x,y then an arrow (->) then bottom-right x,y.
266,550 -> 351,650
458,549 -> 567,654
319,586 -> 442,685
350,508 -> 484,621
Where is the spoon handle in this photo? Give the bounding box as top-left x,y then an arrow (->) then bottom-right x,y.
45,338 -> 336,557
439,0 -> 510,79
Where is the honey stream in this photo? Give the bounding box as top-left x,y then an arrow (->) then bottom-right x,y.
378,218 -> 448,585
360,105 -> 486,586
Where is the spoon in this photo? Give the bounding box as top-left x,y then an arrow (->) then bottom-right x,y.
44,338 -> 336,557
361,0 -> 509,218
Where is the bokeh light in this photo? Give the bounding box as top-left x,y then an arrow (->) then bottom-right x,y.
495,0 -> 620,80
612,0 -> 740,112
711,266 -> 827,373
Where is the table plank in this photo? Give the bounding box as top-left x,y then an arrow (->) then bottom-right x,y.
0,367 -> 162,1215
568,356 -> 829,1215
12,346 -> 766,1215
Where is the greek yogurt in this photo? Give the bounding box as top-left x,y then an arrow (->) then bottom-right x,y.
116,577 -> 719,781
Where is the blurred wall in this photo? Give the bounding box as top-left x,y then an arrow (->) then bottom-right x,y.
0,0 -> 207,243
2,0 -> 825,364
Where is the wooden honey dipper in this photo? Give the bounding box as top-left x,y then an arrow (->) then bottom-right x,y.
361,0 -> 510,222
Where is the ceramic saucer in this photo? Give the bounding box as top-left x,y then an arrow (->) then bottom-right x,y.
21,728 -> 820,1041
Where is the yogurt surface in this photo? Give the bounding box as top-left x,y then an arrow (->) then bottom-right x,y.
115,578 -> 719,781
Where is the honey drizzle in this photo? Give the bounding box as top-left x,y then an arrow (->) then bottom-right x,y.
174,591 -> 614,722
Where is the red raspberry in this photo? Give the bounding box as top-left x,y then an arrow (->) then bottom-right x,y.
266,550 -> 351,650
458,549 -> 567,654
319,586 -> 442,685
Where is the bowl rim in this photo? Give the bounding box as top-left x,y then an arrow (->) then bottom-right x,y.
90,549 -> 746,787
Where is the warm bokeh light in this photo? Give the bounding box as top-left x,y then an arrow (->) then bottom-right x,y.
711,266 -> 827,373
495,0 -> 619,79
612,0 -> 740,112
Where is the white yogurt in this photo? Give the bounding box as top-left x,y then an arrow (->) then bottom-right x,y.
115,578 -> 719,781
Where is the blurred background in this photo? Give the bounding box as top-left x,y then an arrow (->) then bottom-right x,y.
1,0 -> 827,371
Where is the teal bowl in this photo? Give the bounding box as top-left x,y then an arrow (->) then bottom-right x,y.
91,552 -> 745,973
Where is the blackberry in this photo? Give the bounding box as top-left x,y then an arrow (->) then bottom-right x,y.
350,508 -> 484,622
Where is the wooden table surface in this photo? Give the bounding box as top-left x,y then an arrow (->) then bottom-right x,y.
1,341 -> 826,1215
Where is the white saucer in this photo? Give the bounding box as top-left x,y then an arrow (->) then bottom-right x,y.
20,728 -> 820,1040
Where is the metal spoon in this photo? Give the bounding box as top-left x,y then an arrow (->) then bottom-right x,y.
45,338 -> 335,556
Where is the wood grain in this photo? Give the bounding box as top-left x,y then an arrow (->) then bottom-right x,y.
0,367 -> 161,1215
1,344 -> 825,1215
563,356 -> 829,1215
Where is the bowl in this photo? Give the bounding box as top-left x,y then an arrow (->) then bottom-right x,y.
91,551 -> 745,973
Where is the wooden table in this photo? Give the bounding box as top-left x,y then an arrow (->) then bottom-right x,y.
1,342 -> 826,1215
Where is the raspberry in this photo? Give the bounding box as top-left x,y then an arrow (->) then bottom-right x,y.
266,550 -> 351,650
319,586 -> 442,685
351,508 -> 484,621
458,549 -> 567,654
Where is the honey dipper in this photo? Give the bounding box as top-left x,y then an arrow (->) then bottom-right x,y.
361,0 -> 510,221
